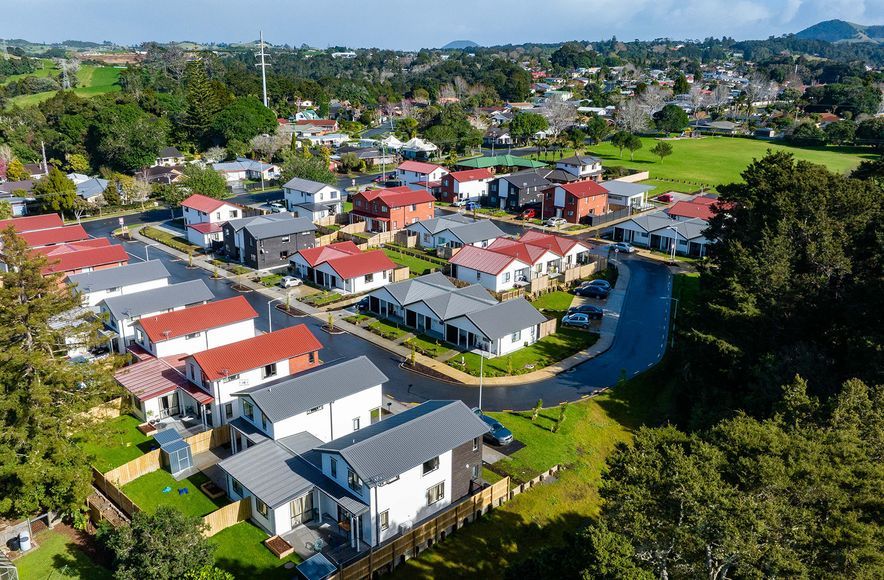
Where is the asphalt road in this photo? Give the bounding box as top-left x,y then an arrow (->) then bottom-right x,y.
83,216 -> 672,411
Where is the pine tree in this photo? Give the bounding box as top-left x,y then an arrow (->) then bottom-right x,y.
183,60 -> 220,146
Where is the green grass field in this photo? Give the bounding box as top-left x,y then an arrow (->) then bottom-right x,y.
211,521 -> 302,579
75,414 -> 153,473
122,471 -> 228,518
383,248 -> 440,276
14,528 -> 112,580
1,58 -> 57,85
6,65 -> 121,108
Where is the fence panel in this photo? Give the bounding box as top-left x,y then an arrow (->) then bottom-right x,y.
392,267 -> 410,282
185,424 -> 230,455
92,468 -> 141,518
103,450 -> 162,486
202,499 -> 251,537
612,171 -> 650,183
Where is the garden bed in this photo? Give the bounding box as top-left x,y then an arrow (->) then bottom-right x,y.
367,319 -> 410,341
141,226 -> 200,255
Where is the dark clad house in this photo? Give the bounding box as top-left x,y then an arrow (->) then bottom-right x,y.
223,214 -> 317,270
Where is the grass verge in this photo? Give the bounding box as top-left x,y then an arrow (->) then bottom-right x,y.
141,226 -> 200,255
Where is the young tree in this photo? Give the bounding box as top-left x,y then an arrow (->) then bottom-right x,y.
34,167 -> 78,217
625,134 -> 643,160
673,73 -> 690,95
611,131 -> 631,158
650,141 -> 673,163
585,114 -> 610,145
98,506 -> 214,580
181,165 -> 228,199
154,183 -> 186,218
0,201 -> 13,220
6,158 -> 30,181
102,180 -> 122,206
509,112 -> 549,143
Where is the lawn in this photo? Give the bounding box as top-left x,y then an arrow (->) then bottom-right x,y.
528,290 -> 574,313
212,521 -> 302,579
641,178 -> 702,195
122,470 -> 228,517
367,318 -> 411,341
6,65 -> 121,108
383,248 -> 440,276
14,527 -> 112,580
75,414 -> 154,473
142,225 -> 201,255
405,334 -> 451,358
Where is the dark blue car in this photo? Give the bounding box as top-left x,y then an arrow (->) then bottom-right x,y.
573,284 -> 609,299
472,408 -> 514,446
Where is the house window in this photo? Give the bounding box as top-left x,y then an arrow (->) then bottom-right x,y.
215,212 -> 221,219
224,403 -> 234,420
307,404 -> 323,414
308,352 -> 316,364
503,272 -> 511,282
347,469 -> 362,492
256,498 -> 269,517
281,236 -> 290,243
330,457 -> 337,478
262,363 -> 277,379
231,478 -> 243,496
229,210 -> 238,218
473,437 -> 479,451
365,272 -> 374,283
261,412 -> 267,430
410,204 -> 416,211
379,510 -> 390,531
426,482 -> 445,506
422,456 -> 440,475
353,417 -> 360,430
476,272 -> 481,280
381,206 -> 388,213
511,330 -> 522,342
243,400 -> 254,420
567,211 -> 574,217
106,286 -> 119,293
472,464 -> 480,479
223,373 -> 240,383
185,332 -> 201,340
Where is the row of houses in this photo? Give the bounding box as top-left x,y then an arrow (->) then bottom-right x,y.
612,195 -> 726,257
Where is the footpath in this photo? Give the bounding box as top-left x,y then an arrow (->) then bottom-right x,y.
126,225 -> 634,387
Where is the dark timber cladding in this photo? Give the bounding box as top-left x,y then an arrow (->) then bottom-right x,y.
450,438 -> 482,500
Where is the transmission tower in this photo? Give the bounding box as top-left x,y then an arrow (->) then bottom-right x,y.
1,40 -> 8,60
255,31 -> 271,107
61,59 -> 71,90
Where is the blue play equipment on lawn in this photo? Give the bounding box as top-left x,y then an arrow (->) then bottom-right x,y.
178,488 -> 189,496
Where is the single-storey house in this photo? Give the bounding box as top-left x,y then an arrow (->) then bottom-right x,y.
20,224 -> 89,248
613,212 -> 712,257
155,146 -> 185,167
212,158 -> 281,183
290,241 -> 397,294
600,180 -> 654,210
406,215 -> 505,250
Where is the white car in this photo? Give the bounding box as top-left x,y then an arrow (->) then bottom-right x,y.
269,202 -> 285,213
545,217 -> 566,228
279,276 -> 302,288
610,242 -> 636,254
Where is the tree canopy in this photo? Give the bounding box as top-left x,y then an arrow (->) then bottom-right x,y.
211,97 -> 277,145
92,103 -> 168,171
509,112 -> 549,142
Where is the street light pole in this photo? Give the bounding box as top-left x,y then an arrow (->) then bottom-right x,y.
144,243 -> 160,261
267,296 -> 284,333
478,349 -> 484,411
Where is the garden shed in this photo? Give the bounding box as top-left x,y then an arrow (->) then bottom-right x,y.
153,428 -> 193,477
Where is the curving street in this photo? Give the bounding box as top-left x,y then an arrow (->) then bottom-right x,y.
81,213 -> 672,411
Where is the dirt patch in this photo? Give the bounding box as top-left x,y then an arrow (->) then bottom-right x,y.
52,522 -> 110,567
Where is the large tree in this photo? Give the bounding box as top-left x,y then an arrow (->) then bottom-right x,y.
279,152 -> 336,185
0,230 -> 117,517
653,104 -> 689,133
182,60 -> 221,146
211,97 -> 277,145
181,164 -> 228,199
509,112 -> 548,143
92,103 -> 168,171
34,167 -> 78,217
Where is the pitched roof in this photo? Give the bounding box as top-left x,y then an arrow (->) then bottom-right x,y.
397,160 -> 443,174
236,356 -> 387,422
439,219 -> 505,244
460,298 -> 548,339
667,200 -> 717,221
282,177 -> 336,193
41,244 -> 128,274
187,222 -> 224,234
485,237 -> 548,264
557,154 -> 601,166
158,146 -> 183,157
296,241 -> 362,267
518,230 -> 588,256
456,155 -> 546,170
317,400 -> 488,483
499,170 -> 553,189
75,178 -> 108,200
600,180 -> 655,197
243,216 -> 316,240
381,272 -> 458,305
68,260 -> 170,293
357,187 -> 435,207
19,224 -> 89,247
407,214 -> 474,235
224,212 -> 293,233
560,180 -> 608,199
190,324 -> 322,381
102,280 -> 214,320
136,296 -> 257,343
0,213 -> 63,233
114,356 -> 191,402
626,212 -> 709,240
446,168 -> 493,183
325,249 -> 396,280
421,284 -> 498,320
181,193 -> 231,214
449,244 -> 521,275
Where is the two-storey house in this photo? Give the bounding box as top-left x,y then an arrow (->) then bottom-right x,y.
68,260 -> 170,308
395,161 -> 448,186
554,154 -> 603,181
181,193 -> 245,248
222,214 -> 316,270
438,169 -> 494,204
543,180 -> 609,224
350,187 -> 435,233
282,177 -> 343,222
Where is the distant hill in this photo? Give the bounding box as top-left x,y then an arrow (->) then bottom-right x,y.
794,19 -> 884,44
441,40 -> 479,50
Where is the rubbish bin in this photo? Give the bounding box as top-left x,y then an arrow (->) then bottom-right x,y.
19,529 -> 32,551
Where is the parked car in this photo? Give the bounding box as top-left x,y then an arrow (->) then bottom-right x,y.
269,202 -> 285,213
657,193 -> 674,203
579,279 -> 611,292
472,408 -> 514,446
573,285 -> 609,299
279,276 -> 302,288
567,304 -> 604,319
610,242 -> 636,254
545,217 -> 566,228
464,201 -> 479,211
356,297 -> 370,310
518,208 -> 536,220
562,312 -> 593,329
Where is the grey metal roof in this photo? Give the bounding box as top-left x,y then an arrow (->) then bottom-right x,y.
283,177 -> 337,194
225,212 -> 293,233
557,154 -> 601,165
460,297 -> 547,340
75,177 -> 108,199
235,356 -> 387,423
218,436 -> 368,512
601,180 -> 655,197
380,272 -> 457,306
244,216 -> 316,240
68,260 -> 170,293
317,400 -> 489,483
228,417 -> 270,445
294,201 -> 340,212
408,214 -> 474,235
440,220 -> 505,244
622,212 -> 709,240
101,279 -> 214,320
499,170 -> 552,189
422,285 -> 498,320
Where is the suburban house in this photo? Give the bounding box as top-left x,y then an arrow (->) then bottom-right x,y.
439,169 -> 494,204
0,194 -> 29,217
406,215 -> 505,250
72,177 -> 110,204
334,147 -> 398,168
487,170 -> 552,211
136,165 -> 184,185
350,187 -> 435,233
282,177 -> 343,222
304,133 -> 350,148
399,138 -> 439,161
482,127 -> 512,147
294,119 -> 339,135
222,214 -> 316,270
0,213 -> 64,234
601,180 -> 654,210
554,154 -> 603,180
132,296 -> 258,358
37,239 -> 129,278
23,162 -> 48,179
396,161 -> 448,186
368,272 -> 548,356
448,245 -> 533,292
613,212 -> 712,257
217,399 -> 488,548
155,146 -> 185,167
228,356 -> 386,453
100,280 -> 214,353
290,241 -> 398,294
19,224 -> 89,248
181,194 -> 245,248
115,355 -> 211,423
68,260 -> 170,308
665,196 -> 724,222
212,158 -> 281,183
543,180 -> 609,223
454,154 -> 546,174
184,324 -> 324,429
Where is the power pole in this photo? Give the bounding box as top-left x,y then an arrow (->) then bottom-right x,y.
61,59 -> 70,90
1,40 -> 8,60
255,31 -> 271,108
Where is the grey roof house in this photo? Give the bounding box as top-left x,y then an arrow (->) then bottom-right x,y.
222,213 -> 317,270
68,260 -> 170,308
405,215 -> 505,250
282,177 -> 343,222
74,177 -> 110,203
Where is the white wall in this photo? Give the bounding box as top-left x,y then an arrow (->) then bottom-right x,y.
312,262 -> 392,295
138,319 -> 255,358
496,324 -> 538,356
452,179 -> 491,201
183,203 -> 241,227
268,384 -> 382,442
80,277 -> 168,308
452,260 -> 528,292
284,185 -> 341,210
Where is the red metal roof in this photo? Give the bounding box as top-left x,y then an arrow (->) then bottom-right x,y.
667,200 -> 716,221
447,168 -> 493,183
137,296 -> 258,343
324,249 -> 396,280
519,230 -> 587,256
187,222 -> 224,234
35,238 -> 110,256
561,180 -> 608,199
41,244 -> 128,274
114,357 -> 191,402
358,187 -> 434,207
297,241 -> 362,267
398,160 -> 443,174
295,119 -> 337,126
190,324 -> 322,381
449,245 -> 519,275
486,238 -> 547,264
0,213 -> 64,233
19,224 -> 89,247
181,193 -> 230,214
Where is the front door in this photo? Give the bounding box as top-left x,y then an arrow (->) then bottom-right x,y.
406,310 -> 416,327
290,493 -> 314,527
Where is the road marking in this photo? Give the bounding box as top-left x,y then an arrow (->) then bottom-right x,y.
125,251 -> 146,262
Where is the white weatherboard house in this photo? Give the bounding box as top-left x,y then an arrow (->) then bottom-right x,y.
290,242 -> 398,295
68,260 -> 170,308
99,280 -> 214,353
406,215 -> 505,250
447,245 -> 532,292
227,356 -> 387,453
368,273 -> 548,357
132,296 -> 258,358
217,400 -> 488,550
613,213 -> 712,257
181,193 -> 244,248
555,154 -> 603,180
396,160 -> 448,185
282,177 -> 343,222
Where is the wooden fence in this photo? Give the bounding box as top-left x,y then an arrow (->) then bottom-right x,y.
103,450 -> 162,487
392,267 -> 411,282
562,259 -> 606,284
202,498 -> 251,537
81,397 -> 127,420
537,318 -> 558,340
186,424 -> 230,455
92,467 -> 142,518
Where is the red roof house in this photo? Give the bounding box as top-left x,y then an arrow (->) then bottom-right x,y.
544,180 -> 609,223
39,241 -> 128,277
666,198 -> 728,222
439,168 -> 494,203
0,213 -> 64,233
20,224 -> 89,248
291,241 -> 398,294
351,187 -> 435,232
396,161 -> 449,186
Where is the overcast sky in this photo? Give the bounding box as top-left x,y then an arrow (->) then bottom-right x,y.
2,0 -> 882,50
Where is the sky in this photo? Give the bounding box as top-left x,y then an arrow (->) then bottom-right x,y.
2,0 -> 882,50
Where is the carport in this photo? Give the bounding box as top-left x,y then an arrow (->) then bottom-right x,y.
153,428 -> 193,477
